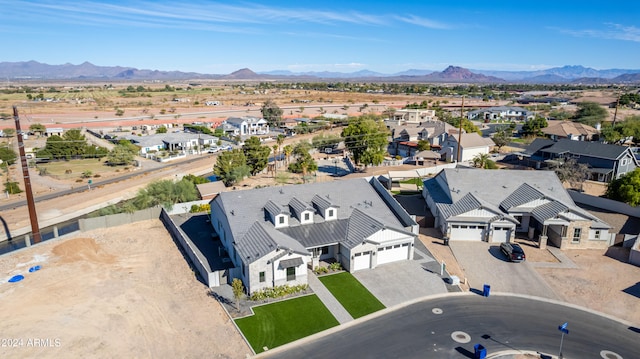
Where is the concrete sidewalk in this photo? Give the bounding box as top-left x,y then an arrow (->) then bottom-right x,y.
306,270 -> 353,324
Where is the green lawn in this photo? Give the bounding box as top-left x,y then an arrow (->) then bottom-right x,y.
319,272 -> 385,318
234,294 -> 338,354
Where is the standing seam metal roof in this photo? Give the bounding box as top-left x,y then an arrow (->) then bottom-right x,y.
500,183 -> 545,211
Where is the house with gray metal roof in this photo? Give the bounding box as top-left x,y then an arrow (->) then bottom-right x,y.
225,116 -> 269,137
423,168 -> 612,250
520,138 -> 638,182
209,177 -> 418,294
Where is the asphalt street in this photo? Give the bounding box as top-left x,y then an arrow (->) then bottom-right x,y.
259,294 -> 640,359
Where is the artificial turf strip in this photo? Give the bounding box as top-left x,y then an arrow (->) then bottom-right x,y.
234,294 -> 339,354
318,272 -> 386,318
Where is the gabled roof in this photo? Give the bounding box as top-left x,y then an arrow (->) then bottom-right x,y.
446,133 -> 495,148
235,222 -> 309,264
500,183 -> 545,211
312,194 -> 337,213
264,200 -> 289,218
531,200 -> 570,223
524,138 -> 631,160
542,120 -> 598,138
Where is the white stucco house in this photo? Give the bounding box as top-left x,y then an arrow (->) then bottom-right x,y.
423,168 -> 612,250
440,133 -> 495,162
225,116 -> 269,137
209,178 -> 418,294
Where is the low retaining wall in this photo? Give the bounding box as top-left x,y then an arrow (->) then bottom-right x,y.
569,190 -> 640,218
160,209 -> 215,287
79,207 -> 162,231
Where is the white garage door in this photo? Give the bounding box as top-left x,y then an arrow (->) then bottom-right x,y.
450,224 -> 486,241
377,243 -> 410,265
492,227 -> 511,243
353,251 -> 371,271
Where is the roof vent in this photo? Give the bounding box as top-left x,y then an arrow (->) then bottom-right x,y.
279,188 -> 284,194
230,210 -> 235,216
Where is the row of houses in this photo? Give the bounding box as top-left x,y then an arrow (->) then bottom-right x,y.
206,166 -> 618,295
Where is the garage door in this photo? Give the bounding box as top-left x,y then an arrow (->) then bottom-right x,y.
450,224 -> 486,241
377,243 -> 409,265
353,251 -> 371,271
492,227 -> 511,243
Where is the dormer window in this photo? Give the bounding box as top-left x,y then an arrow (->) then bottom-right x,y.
279,216 -> 285,224
328,209 -> 334,217
304,213 -> 310,221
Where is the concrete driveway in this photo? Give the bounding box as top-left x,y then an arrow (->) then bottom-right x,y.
449,241 -> 559,300
352,245 -> 448,308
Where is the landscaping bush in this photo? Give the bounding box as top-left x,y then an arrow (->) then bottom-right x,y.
249,284 -> 309,301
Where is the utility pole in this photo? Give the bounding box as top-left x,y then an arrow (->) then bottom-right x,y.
456,96 -> 464,163
612,93 -> 620,127
13,106 -> 41,243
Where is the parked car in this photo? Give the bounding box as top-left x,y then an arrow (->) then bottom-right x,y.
207,146 -> 220,153
500,242 -> 526,262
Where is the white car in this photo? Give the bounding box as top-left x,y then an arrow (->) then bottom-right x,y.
207,147 -> 220,153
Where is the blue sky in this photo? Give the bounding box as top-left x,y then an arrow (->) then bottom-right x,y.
1,1 -> 639,74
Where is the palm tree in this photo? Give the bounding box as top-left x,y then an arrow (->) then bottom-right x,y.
276,134 -> 285,169
283,145 -> 293,167
272,144 -> 278,177
472,153 -> 490,168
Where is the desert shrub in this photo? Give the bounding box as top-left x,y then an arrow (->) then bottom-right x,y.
249,284 -> 309,301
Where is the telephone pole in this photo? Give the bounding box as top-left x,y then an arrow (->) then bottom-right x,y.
13,106 -> 41,243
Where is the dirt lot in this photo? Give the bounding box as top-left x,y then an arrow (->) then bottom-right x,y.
0,219 -> 250,359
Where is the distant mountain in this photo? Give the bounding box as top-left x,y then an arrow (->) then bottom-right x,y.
1,60 -> 639,83
423,65 -> 504,82
475,65 -> 640,81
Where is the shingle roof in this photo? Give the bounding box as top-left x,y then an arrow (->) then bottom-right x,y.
542,120 -> 598,137
525,138 -> 630,160
447,133 -> 495,148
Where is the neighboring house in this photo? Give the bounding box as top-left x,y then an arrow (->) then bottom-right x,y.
440,133 -> 495,162
209,178 -> 418,294
423,168 -> 611,250
45,128 -> 64,137
386,120 -> 456,157
541,120 -> 599,141
391,109 -> 436,123
467,106 -> 534,122
279,118 -> 298,130
196,181 -> 227,200
520,138 -> 638,182
121,133 -> 218,154
225,117 -> 269,137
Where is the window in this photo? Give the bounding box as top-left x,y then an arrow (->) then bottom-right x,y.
286,267 -> 296,281
572,228 -> 581,243
621,158 -> 629,166
304,212 -> 310,221
278,216 -> 285,224
594,230 -> 601,240
259,271 -> 265,283
328,209 -> 334,217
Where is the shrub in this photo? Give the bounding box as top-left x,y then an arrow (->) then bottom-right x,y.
328,262 -> 342,271
248,284 -> 309,301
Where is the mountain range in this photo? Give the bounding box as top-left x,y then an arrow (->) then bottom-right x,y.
1,61 -> 640,84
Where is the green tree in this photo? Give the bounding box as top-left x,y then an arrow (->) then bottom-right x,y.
0,146 -> 17,165
156,126 -> 168,134
28,123 -> 46,135
471,153 -> 497,169
572,102 -> 607,126
213,149 -> 250,186
132,179 -> 198,210
288,142 -> 318,182
341,115 -> 389,167
446,117 -> 481,135
601,115 -> 640,145
311,133 -> 341,151
242,136 -> 271,176
417,140 -> 430,151
492,126 -> 511,151
4,181 -> 21,194
182,174 -> 210,185
282,144 -> 293,167
261,99 -> 283,127
606,168 -> 640,206
521,117 -> 548,136
62,129 -> 89,158
231,278 -> 244,312
107,144 -> 136,166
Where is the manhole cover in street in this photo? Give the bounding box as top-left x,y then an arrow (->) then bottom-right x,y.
600,350 -> 622,359
432,308 -> 443,314
451,331 -> 471,343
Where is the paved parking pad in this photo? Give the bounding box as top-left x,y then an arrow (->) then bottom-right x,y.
352,259 -> 448,307
449,241 -> 559,299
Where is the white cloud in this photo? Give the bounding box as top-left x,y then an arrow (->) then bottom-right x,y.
553,22 -> 640,42
396,15 -> 451,30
